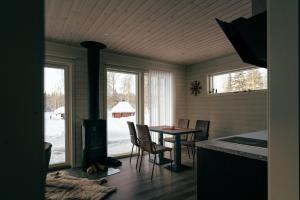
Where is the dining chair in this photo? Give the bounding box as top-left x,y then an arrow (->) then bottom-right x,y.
136,124 -> 173,180
44,142 -> 52,182
181,120 -> 210,167
163,119 -> 190,142
163,119 -> 190,156
127,121 -> 141,169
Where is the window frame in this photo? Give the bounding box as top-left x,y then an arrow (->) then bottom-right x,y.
104,64 -> 146,124
104,64 -> 175,156
105,65 -> 146,157
44,57 -> 74,169
207,66 -> 268,95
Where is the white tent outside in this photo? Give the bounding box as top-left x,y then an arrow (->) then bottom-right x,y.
54,106 -> 65,114
50,106 -> 65,119
111,101 -> 135,113
111,101 -> 135,118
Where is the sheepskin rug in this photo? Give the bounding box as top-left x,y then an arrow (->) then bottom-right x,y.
46,172 -> 116,200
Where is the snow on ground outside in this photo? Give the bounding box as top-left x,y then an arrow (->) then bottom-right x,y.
45,111 -> 149,165
44,112 -> 65,165
107,111 -> 137,156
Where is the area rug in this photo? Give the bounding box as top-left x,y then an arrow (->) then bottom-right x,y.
46,172 -> 117,200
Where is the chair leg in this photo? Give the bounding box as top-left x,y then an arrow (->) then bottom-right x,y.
169,150 -> 173,172
139,150 -> 144,172
130,144 -> 134,163
136,147 -> 140,169
187,146 -> 191,158
192,147 -> 196,168
151,154 -> 156,181
191,146 -> 195,157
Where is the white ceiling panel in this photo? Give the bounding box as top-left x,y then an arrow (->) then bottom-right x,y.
46,0 -> 252,65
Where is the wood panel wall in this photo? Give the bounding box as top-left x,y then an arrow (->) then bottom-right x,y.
186,54 -> 267,138
45,41 -> 187,166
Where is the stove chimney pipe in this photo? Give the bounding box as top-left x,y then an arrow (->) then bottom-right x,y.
80,41 -> 106,119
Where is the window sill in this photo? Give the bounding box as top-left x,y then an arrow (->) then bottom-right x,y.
206,89 -> 268,97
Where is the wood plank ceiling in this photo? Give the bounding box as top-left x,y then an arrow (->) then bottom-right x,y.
46,0 -> 252,65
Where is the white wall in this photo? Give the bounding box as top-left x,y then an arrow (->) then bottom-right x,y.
45,41 -> 187,166
186,54 -> 267,138
0,1 -> 44,199
268,0 -> 299,199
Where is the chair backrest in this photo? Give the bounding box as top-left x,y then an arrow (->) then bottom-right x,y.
136,124 -> 153,153
178,119 -> 189,128
178,119 -> 190,140
194,120 -> 210,141
127,121 -> 139,146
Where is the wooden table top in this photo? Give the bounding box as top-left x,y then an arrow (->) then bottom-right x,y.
149,126 -> 202,135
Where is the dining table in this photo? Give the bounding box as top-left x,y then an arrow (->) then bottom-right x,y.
149,126 -> 202,172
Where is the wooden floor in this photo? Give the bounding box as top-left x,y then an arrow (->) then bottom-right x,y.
65,148 -> 196,200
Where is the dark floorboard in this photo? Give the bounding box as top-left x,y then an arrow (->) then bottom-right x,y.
63,148 -> 196,200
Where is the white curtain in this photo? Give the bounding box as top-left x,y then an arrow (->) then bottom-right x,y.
148,70 -> 174,127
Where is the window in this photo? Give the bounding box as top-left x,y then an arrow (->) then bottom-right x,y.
147,70 -> 173,126
208,67 -> 267,94
106,70 -> 138,156
106,67 -> 174,156
144,70 -> 174,144
44,63 -> 71,167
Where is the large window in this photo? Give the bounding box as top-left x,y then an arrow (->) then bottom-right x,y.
144,71 -> 173,144
106,70 -> 138,156
208,67 -> 267,94
44,64 -> 71,166
106,68 -> 174,156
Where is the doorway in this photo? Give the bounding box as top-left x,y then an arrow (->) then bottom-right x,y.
106,70 -> 138,156
44,64 -> 70,166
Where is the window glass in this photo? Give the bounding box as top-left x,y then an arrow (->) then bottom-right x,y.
107,70 -> 137,156
44,67 -> 66,165
208,67 -> 267,94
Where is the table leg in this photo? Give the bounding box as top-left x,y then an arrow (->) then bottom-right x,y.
174,134 -> 181,168
150,131 -> 172,165
164,134 -> 191,172
158,132 -> 164,162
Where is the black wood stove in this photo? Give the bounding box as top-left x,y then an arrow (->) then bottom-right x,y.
81,41 -> 107,171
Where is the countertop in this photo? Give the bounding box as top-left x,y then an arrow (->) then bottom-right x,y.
195,130 -> 268,161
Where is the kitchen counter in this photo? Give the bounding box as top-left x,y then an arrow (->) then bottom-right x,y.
196,130 -> 268,200
195,130 -> 267,161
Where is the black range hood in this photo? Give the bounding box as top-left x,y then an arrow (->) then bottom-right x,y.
216,11 -> 267,68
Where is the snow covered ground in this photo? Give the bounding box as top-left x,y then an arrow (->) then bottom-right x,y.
44,112 -> 65,165
44,111 -> 145,165
107,109 -> 151,156
107,111 -> 136,156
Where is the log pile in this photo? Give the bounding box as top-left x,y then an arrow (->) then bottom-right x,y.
86,162 -> 108,174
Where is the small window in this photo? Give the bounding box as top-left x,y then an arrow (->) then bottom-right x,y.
208,67 -> 267,94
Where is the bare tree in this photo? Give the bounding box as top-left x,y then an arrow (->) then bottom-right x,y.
231,71 -> 247,91
245,69 -> 263,90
